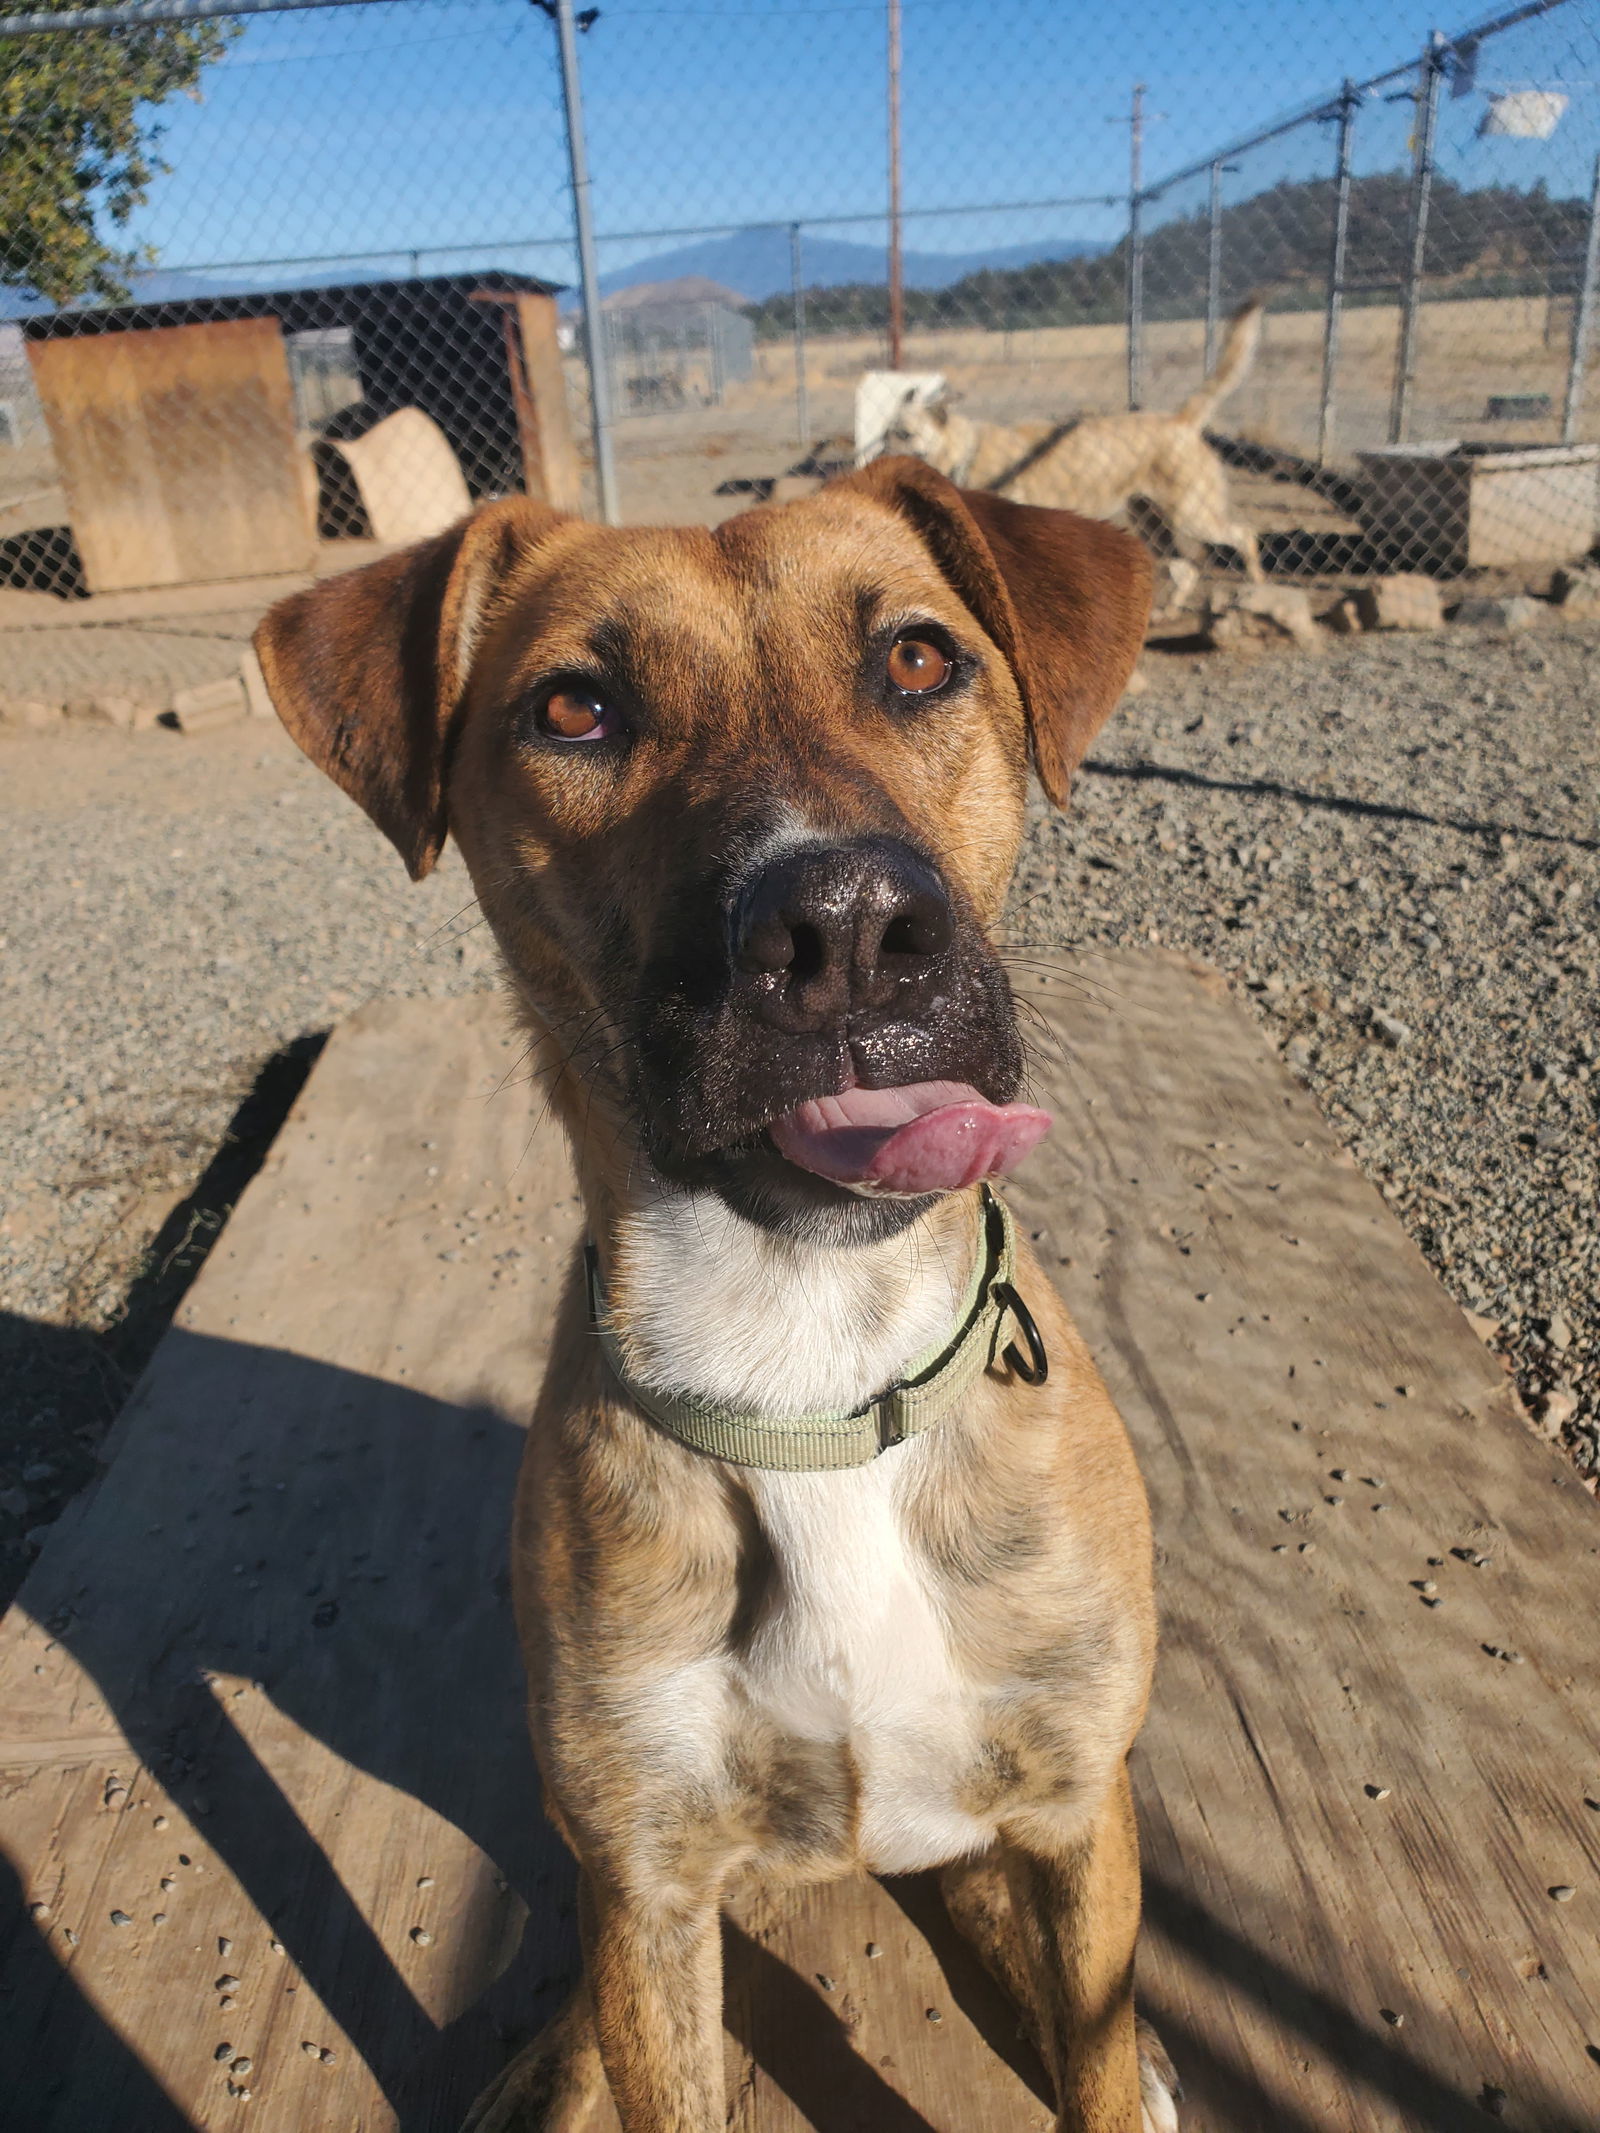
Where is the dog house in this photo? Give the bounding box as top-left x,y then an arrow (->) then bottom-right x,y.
1356,441 -> 1600,573
23,272 -> 579,595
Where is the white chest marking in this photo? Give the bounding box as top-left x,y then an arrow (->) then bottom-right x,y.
614,1187 -> 970,1419
737,1447 -> 994,1873
610,1185 -> 992,1873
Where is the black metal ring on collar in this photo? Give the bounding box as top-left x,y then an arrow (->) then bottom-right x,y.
993,1280 -> 1049,1385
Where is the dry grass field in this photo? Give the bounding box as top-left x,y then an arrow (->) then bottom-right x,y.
595,292 -> 1599,526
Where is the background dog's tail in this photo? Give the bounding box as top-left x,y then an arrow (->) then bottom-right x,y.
1175,295 -> 1264,427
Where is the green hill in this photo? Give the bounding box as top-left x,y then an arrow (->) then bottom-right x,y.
746,172 -> 1592,338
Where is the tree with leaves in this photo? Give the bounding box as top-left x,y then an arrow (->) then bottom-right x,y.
1,9 -> 237,306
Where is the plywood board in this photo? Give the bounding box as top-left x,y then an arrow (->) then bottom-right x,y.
1,958 -> 1596,2132
28,319 -> 316,594
1003,952 -> 1600,2133
512,294 -> 584,516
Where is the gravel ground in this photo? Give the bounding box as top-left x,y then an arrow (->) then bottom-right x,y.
0,618 -> 1596,1601
1012,617 -> 1599,1481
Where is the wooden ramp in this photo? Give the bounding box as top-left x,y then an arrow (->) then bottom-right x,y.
2,956 -> 1596,2132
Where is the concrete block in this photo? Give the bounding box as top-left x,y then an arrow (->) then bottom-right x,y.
1451,593 -> 1545,631
1551,565 -> 1600,617
64,695 -> 160,731
0,696 -> 64,729
171,675 -> 247,733
240,647 -> 277,722
1353,574 -> 1445,632
1150,556 -> 1200,620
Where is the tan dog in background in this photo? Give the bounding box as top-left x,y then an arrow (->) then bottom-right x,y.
256,457 -> 1178,2133
889,296 -> 1265,582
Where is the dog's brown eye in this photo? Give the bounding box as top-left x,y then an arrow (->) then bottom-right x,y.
540,689 -> 610,741
887,636 -> 952,694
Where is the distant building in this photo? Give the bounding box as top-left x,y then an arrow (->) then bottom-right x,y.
597,277 -> 754,413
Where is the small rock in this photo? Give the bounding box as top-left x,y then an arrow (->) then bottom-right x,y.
1203,584 -> 1321,654
1365,1784 -> 1391,1800
109,1910 -> 132,1927
1547,1312 -> 1572,1352
1379,2006 -> 1404,2026
865,1942 -> 882,1958
410,1926 -> 433,1947
1371,1012 -> 1411,1047
1354,574 -> 1445,632
214,2043 -> 233,2063
230,2057 -> 252,2077
1549,1884 -> 1576,1902
815,1973 -> 835,1991
301,2041 -> 323,2060
215,1974 -> 240,1992
1539,1387 -> 1578,1435
924,2007 -> 943,2023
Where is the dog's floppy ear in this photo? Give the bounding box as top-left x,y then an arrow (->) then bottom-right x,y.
844,455 -> 1152,804
254,496 -> 565,880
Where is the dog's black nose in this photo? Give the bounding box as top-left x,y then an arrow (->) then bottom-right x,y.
732,839 -> 955,1031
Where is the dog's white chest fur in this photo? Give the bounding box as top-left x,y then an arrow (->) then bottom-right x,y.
737,1452 -> 994,1873
613,1187 -> 994,1873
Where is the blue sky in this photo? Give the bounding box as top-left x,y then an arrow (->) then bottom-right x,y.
106,0 -> 1600,288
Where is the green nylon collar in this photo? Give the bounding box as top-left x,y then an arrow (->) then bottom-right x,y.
585,1184 -> 1041,1472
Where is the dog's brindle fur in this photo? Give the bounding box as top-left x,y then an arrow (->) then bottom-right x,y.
256,457 -> 1178,2132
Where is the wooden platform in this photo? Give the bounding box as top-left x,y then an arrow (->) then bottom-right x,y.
1,955 -> 1596,2131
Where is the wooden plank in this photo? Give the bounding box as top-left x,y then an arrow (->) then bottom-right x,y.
27,320 -> 315,594
0,996 -> 584,2130
1004,952 -> 1600,2133
2,958 -> 1596,2132
511,294 -> 584,515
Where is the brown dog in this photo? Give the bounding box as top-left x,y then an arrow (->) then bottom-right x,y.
256,457 -> 1176,2133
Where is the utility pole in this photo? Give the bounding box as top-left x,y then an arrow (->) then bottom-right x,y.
887,0 -> 904,369
1126,81 -> 1146,410
542,0 -> 618,523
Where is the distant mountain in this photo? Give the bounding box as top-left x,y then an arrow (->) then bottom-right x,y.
597,226 -> 1108,305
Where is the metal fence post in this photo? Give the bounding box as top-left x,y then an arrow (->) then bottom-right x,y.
551,0 -> 619,524
1204,160 -> 1223,372
1318,81 -> 1358,462
1562,152 -> 1600,445
1389,35 -> 1444,446
790,223 -> 810,450
1126,81 -> 1146,411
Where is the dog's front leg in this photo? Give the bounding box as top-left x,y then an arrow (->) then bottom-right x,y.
586,1873 -> 726,2133
1002,1765 -> 1146,2133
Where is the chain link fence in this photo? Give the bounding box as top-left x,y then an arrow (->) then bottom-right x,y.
3,0 -> 1600,608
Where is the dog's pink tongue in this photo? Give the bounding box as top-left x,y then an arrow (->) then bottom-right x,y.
769,1081 -> 1052,1196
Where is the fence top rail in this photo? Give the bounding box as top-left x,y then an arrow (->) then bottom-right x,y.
0,0 -> 400,34
1139,0 -> 1572,204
